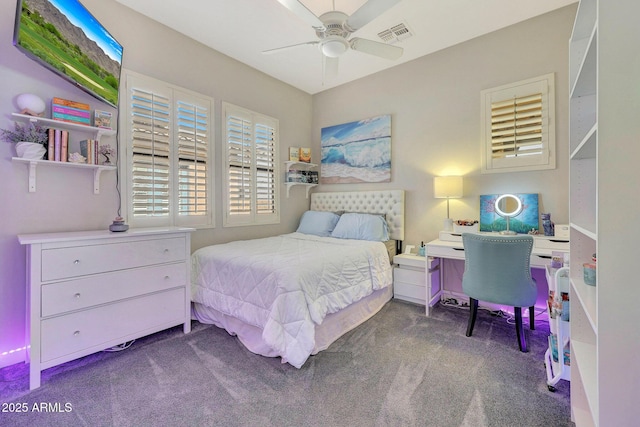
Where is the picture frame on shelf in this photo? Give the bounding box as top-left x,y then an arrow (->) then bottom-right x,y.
94,110 -> 112,129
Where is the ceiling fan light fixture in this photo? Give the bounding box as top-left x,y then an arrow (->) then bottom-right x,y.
321,37 -> 348,57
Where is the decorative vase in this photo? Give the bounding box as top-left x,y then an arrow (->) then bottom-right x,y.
541,213 -> 555,236
15,141 -> 46,160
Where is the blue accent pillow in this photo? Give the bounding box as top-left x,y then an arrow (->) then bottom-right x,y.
330,213 -> 389,241
296,210 -> 341,237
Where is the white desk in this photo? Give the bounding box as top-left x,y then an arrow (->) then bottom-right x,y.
423,231 -> 569,316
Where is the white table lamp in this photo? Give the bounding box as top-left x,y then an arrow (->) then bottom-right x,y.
434,176 -> 463,231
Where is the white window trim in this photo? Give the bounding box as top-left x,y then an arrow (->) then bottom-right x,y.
481,73 -> 556,174
120,69 -> 214,229
222,102 -> 280,227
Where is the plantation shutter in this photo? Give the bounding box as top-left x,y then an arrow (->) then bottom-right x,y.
255,123 -> 276,215
481,73 -> 555,173
130,87 -> 171,218
123,71 -> 213,228
490,93 -> 543,159
223,102 -> 279,227
176,100 -> 210,220
227,114 -> 253,218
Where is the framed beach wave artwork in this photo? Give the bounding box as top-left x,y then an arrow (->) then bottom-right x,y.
320,115 -> 391,184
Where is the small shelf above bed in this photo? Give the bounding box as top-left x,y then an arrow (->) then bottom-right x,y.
284,161 -> 318,198
285,182 -> 317,198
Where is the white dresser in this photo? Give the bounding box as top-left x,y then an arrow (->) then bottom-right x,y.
18,227 -> 193,390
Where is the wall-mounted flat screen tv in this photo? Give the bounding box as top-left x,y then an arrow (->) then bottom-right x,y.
13,0 -> 123,108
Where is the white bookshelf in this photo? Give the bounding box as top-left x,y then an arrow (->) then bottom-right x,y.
569,1 -> 640,425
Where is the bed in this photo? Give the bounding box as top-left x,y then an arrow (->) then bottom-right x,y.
191,190 -> 405,368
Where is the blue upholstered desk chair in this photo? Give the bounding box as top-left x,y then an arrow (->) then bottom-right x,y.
461,233 -> 537,352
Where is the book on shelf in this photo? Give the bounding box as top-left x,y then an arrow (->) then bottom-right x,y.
54,129 -> 61,161
80,139 -> 99,165
547,288 -> 570,321
94,110 -> 112,129
286,169 -> 304,183
52,97 -> 90,110
61,130 -> 68,162
548,334 -> 570,366
299,147 -> 311,163
51,97 -> 91,126
304,170 -> 318,184
286,169 -> 318,184
47,128 -> 54,160
47,129 -> 70,162
289,147 -> 300,161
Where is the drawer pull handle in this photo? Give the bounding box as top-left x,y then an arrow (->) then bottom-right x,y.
164,275 -> 170,280
74,293 -> 81,299
164,249 -> 169,253
73,259 -> 80,264
73,331 -> 80,336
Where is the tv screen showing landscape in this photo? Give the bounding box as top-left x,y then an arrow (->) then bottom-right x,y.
13,0 -> 123,108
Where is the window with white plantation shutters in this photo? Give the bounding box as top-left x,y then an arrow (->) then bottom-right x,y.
481,73 -> 555,173
122,71 -> 213,229
223,102 -> 279,227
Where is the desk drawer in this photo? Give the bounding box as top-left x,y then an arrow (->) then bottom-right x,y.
41,237 -> 186,281
40,288 -> 185,363
41,263 -> 186,317
426,245 -> 466,260
534,238 -> 569,251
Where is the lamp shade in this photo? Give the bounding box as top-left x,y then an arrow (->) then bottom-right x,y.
433,176 -> 463,199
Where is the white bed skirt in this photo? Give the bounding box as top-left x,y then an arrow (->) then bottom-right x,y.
191,285 -> 393,364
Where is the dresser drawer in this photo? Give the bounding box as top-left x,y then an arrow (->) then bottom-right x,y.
41,237 -> 186,281
394,267 -> 424,284
41,262 -> 186,317
40,288 -> 185,363
394,281 -> 426,304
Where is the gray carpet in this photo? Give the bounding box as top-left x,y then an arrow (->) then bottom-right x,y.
0,301 -> 572,427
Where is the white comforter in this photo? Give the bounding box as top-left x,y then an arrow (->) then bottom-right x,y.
191,232 -> 392,368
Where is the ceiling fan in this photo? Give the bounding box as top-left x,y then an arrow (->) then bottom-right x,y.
265,0 -> 404,78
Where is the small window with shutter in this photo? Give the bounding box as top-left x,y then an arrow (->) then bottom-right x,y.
481,73 -> 556,173
223,102 -> 279,227
122,70 -> 213,228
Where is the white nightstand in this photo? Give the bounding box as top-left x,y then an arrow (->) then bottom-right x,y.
393,253 -> 426,305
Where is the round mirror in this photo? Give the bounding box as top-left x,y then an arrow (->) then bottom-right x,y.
494,194 -> 522,235
495,194 -> 523,218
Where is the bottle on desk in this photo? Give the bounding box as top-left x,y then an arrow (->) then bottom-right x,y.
418,241 -> 425,256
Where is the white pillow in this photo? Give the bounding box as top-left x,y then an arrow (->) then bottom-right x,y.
331,213 -> 389,241
296,210 -> 341,237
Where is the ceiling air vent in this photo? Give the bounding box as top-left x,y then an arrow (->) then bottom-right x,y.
377,22 -> 413,44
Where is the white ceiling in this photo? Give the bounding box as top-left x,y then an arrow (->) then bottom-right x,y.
113,0 -> 576,95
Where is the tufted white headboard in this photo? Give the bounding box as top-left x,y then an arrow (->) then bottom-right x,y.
310,190 -> 405,241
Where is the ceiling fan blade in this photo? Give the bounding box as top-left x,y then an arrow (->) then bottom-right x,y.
275,0 -> 325,30
262,41 -> 319,54
323,56 -> 338,81
346,0 -> 402,31
350,37 -> 403,60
